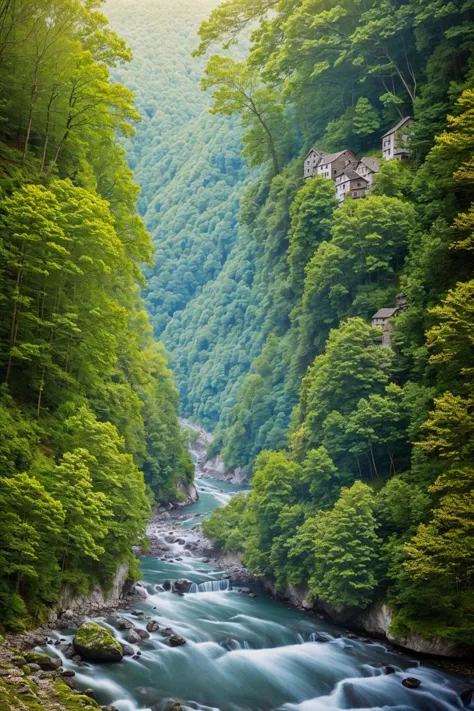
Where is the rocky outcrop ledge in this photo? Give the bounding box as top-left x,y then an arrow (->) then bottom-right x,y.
262,579 -> 474,661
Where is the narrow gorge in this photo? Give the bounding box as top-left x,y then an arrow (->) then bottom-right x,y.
0,0 -> 473,709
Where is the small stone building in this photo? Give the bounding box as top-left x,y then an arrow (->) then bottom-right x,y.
304,149 -> 356,181
382,117 -> 413,161
335,169 -> 369,202
316,150 -> 357,180
371,295 -> 407,347
355,157 -> 380,186
304,149 -> 325,179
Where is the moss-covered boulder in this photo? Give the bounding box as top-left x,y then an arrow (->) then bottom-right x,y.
73,622 -> 123,663
25,652 -> 61,670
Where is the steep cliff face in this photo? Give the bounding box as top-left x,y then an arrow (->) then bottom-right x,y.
57,562 -> 133,615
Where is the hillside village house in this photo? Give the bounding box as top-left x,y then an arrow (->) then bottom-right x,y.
356,157 -> 380,185
382,116 -> 413,160
371,295 -> 407,347
335,169 -> 369,202
304,117 -> 413,201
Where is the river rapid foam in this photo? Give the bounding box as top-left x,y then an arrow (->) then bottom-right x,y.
39,477 -> 472,711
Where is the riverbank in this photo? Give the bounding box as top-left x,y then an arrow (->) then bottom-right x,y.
3,478 -> 473,711
148,496 -> 474,673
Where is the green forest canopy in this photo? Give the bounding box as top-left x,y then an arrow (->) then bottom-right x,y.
0,0 -> 192,630
195,0 -> 474,646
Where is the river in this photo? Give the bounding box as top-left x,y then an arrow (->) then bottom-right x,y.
42,476 -> 471,711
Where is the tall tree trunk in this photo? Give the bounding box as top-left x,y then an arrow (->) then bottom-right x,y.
22,71 -> 39,163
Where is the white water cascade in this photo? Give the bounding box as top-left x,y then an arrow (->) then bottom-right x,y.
39,474 -> 473,711
189,579 -> 231,593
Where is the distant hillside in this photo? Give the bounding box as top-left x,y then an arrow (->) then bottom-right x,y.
106,0 -> 251,335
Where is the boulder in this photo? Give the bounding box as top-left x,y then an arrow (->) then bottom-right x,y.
161,627 -> 174,637
383,665 -> 396,675
169,634 -> 186,647
136,629 -> 150,640
127,629 -> 142,645
402,677 -> 421,689
121,644 -> 135,657
146,621 -> 160,633
173,579 -> 192,594
25,653 -> 61,671
116,617 -> 135,631
162,580 -> 171,591
73,622 -> 123,663
167,704 -> 184,711
61,669 -> 75,678
460,689 -> 473,707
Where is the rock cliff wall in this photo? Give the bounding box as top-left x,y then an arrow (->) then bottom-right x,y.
262,579 -> 473,659
56,562 -> 133,615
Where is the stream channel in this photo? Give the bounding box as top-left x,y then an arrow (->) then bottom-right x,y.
41,476 -> 472,711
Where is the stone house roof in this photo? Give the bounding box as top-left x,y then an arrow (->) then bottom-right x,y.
340,168 -> 368,182
372,307 -> 398,319
382,116 -> 413,138
304,148 -> 323,160
359,157 -> 379,172
319,150 -> 354,165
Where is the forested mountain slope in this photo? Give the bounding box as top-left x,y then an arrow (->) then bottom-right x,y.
0,0 -> 191,630
197,0 -> 474,647
105,0 -> 253,399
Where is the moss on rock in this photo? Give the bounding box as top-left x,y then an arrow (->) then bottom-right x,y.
24,653 -> 60,671
73,622 -> 123,662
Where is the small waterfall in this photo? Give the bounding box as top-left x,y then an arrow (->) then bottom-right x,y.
189,579 -> 230,593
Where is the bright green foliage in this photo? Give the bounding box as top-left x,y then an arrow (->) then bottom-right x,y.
0,473 -> 64,628
287,178 -> 338,295
202,492 -> 249,551
0,0 -> 192,629
310,482 -> 381,608
353,98 -> 380,138
195,0 -> 474,644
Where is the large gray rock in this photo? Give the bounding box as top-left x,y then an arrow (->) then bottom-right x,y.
115,617 -> 135,630
173,579 -> 192,593
127,628 -> 142,645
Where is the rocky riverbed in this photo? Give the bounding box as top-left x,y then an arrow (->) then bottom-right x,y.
181,419 -> 249,484
2,470 -> 473,711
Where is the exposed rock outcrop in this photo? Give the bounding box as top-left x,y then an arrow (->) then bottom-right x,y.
262,581 -> 474,659
58,562 -> 134,615
181,419 -> 249,484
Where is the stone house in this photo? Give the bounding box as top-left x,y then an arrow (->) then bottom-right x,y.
304,149 -> 357,180
382,117 -> 413,160
371,295 -> 407,347
304,149 -> 324,179
355,157 -> 379,186
316,150 -> 357,180
335,169 -> 369,202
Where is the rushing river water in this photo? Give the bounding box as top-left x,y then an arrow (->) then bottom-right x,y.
43,477 -> 471,711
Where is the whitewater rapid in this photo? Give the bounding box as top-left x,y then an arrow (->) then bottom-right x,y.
39,477 -> 472,711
